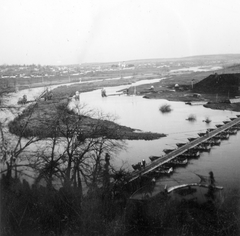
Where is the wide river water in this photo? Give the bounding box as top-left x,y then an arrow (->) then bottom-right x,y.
80,84 -> 240,191
1,79 -> 240,191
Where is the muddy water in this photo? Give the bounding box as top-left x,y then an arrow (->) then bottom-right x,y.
80,86 -> 240,190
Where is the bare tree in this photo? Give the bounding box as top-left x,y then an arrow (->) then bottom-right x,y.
27,102 -> 126,196
0,92 -> 46,182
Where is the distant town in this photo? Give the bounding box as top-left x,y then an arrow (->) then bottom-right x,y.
1,54 -> 238,79
1,54 -> 240,93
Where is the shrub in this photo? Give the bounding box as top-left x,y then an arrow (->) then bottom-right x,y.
204,117 -> 211,123
186,114 -> 196,121
159,104 -> 172,113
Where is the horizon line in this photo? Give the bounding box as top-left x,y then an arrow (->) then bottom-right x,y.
1,53 -> 240,67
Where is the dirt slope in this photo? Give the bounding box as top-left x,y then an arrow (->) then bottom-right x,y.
193,73 -> 240,95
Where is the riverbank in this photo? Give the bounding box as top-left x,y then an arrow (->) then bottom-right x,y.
126,74 -> 240,112
7,94 -> 165,141
1,75 -> 166,140
5,68 -> 240,140
8,99 -> 165,140
5,68 -> 240,113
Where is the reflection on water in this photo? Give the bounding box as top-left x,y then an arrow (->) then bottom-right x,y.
80,86 -> 240,190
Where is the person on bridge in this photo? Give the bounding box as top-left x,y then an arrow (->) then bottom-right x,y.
142,159 -> 146,168
22,94 -> 27,104
209,171 -> 215,186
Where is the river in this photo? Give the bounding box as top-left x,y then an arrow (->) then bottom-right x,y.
1,78 -> 240,191
80,84 -> 240,191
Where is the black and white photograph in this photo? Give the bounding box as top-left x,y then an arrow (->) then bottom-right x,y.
1,0 -> 240,235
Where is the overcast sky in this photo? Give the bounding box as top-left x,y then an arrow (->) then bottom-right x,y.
1,0 -> 240,65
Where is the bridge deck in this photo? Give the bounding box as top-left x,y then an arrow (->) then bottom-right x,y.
128,115 -> 240,182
